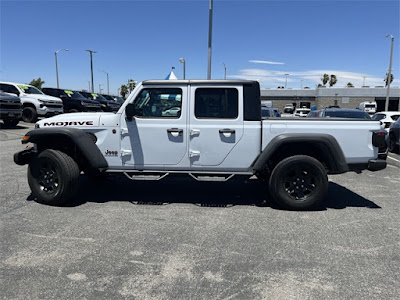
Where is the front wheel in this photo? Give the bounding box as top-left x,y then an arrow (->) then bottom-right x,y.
22,107 -> 38,123
28,149 -> 80,206
268,155 -> 328,210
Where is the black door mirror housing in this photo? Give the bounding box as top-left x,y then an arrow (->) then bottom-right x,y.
125,103 -> 136,120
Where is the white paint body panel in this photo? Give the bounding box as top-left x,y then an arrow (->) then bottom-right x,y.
34,82 -> 382,173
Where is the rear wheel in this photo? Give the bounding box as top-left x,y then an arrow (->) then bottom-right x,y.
268,155 -> 328,210
28,149 -> 80,206
22,107 -> 37,123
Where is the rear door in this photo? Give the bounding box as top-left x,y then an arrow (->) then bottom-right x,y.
188,85 -> 244,166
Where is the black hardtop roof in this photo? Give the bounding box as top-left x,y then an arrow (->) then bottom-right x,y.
142,80 -> 259,85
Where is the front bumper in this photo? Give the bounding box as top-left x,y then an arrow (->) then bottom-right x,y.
14,147 -> 36,166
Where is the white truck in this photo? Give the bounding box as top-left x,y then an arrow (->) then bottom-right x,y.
0,82 -> 63,123
359,101 -> 377,115
14,80 -> 387,210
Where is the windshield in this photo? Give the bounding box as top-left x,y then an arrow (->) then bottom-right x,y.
372,114 -> 385,121
102,94 -> 114,100
114,96 -> 125,104
18,85 -> 43,95
64,90 -> 88,100
325,111 -> 371,119
365,104 -> 376,108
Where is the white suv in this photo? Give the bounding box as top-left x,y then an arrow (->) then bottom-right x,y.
0,82 -> 63,123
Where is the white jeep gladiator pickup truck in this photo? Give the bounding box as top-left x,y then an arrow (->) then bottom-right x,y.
14,80 -> 387,210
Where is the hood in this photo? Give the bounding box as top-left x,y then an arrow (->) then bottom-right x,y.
21,93 -> 63,103
36,112 -> 107,128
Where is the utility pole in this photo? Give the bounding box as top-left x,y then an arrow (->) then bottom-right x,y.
85,50 -> 97,93
207,0 -> 213,79
385,35 -> 394,111
54,49 -> 69,88
223,63 -> 226,80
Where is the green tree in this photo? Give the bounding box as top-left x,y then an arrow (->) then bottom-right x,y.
347,82 -> 354,87
120,84 -> 128,99
321,74 -> 329,86
127,79 -> 136,92
329,75 -> 337,87
29,78 -> 45,89
384,73 -> 394,86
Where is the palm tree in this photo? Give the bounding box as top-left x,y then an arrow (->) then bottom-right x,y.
29,78 -> 45,89
384,73 -> 394,86
347,82 -> 354,87
321,74 -> 329,86
329,75 -> 337,87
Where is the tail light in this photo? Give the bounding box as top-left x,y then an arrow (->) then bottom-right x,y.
372,131 -> 386,148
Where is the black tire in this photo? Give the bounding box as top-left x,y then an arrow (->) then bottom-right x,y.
22,107 -> 38,123
388,134 -> 400,154
28,149 -> 80,206
69,109 -> 79,113
3,119 -> 19,126
268,155 -> 328,210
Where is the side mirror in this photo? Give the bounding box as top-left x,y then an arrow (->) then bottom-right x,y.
125,103 -> 136,121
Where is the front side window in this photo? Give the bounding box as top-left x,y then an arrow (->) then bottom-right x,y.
195,88 -> 238,119
132,88 -> 182,118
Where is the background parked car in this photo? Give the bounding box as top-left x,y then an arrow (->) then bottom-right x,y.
387,118 -> 400,154
294,107 -> 311,117
79,92 -> 121,112
319,108 -> 372,119
0,91 -> 22,126
261,107 -> 280,118
307,110 -> 320,117
372,111 -> 400,131
0,81 -> 63,123
101,94 -> 125,105
42,88 -> 102,113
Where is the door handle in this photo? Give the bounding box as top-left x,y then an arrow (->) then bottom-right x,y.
167,128 -> 183,134
219,129 -> 235,134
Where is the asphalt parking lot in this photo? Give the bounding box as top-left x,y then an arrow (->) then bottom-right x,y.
1,121 -> 399,300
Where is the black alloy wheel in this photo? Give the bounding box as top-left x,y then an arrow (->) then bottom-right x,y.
269,155 -> 328,210
22,107 -> 38,123
28,149 -> 80,206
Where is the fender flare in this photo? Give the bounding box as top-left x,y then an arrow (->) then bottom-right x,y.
17,127 -> 108,170
252,133 -> 349,174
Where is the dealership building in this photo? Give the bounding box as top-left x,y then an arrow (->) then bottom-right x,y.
260,86 -> 400,112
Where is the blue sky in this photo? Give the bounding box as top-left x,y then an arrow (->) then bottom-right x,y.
1,0 -> 399,95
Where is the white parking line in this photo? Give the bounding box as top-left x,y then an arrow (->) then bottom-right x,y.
387,156 -> 400,163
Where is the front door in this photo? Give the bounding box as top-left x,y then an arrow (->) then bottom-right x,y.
188,85 -> 244,166
120,86 -> 188,167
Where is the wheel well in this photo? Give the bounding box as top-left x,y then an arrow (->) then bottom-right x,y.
35,136 -> 89,172
265,142 -> 336,174
22,103 -> 36,110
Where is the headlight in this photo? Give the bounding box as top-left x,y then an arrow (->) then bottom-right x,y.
38,99 -> 47,104
81,101 -> 88,106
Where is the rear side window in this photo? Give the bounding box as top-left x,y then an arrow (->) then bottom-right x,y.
195,88 -> 238,119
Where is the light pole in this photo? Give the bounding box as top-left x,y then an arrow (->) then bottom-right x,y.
85,50 -> 97,93
179,58 -> 186,79
101,70 -> 109,94
385,34 -> 394,111
223,63 -> 226,80
362,76 -> 367,86
88,81 -> 91,92
300,79 -> 304,89
207,0 -> 213,79
54,48 -> 69,88
99,84 -> 103,94
284,73 -> 289,89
